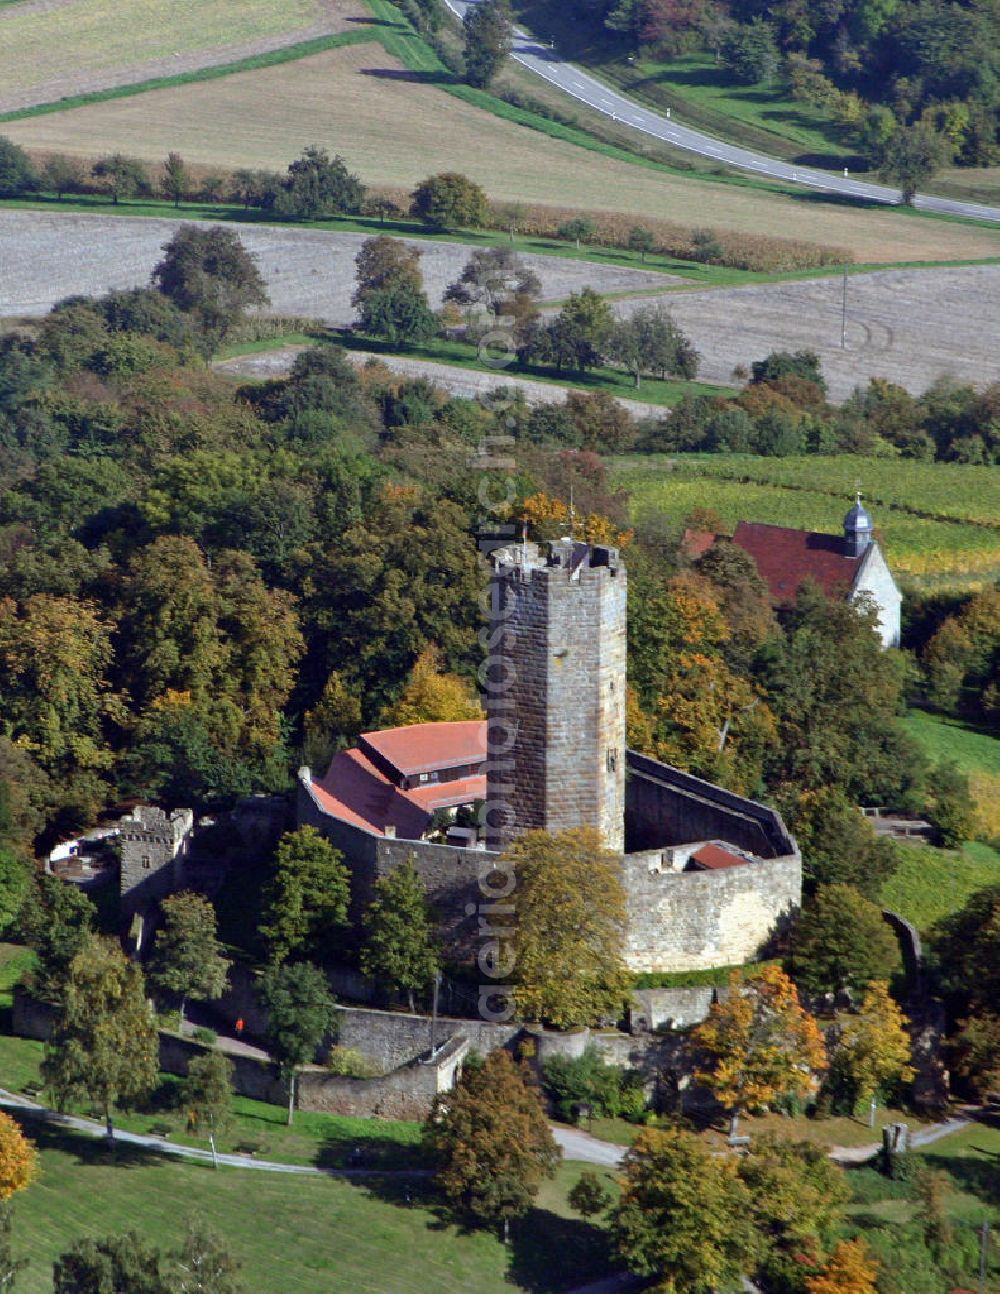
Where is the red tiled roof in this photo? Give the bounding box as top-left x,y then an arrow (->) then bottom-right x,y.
359,721 -> 486,778
311,744 -> 485,839
689,843 -> 748,870
681,528 -> 718,560
732,521 -> 861,607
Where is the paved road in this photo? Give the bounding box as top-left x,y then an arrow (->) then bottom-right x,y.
443,0 -> 1000,224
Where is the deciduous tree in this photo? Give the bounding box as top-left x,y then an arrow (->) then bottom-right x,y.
0,1112 -> 38,1201
0,137 -> 37,197
162,152 -> 189,208
260,827 -> 350,965
169,1219 -> 244,1294
151,226 -> 268,342
53,1232 -> 167,1294
19,873 -> 94,1004
932,883 -> 1000,1014
259,960 -> 336,1125
360,860 -> 440,1011
877,124 -> 946,204
149,892 -> 230,1026
792,885 -> 899,998
274,146 -> 364,219
463,0 -> 513,88
829,980 -> 914,1112
0,849 -> 30,937
607,304 -> 699,388
737,1135 -> 849,1288
626,225 -> 655,262
507,827 -> 630,1028
42,938 -> 158,1141
379,645 -> 483,727
610,1126 -> 759,1294
181,1051 -> 234,1169
804,1238 -> 879,1294
691,964 -> 826,1135
410,173 -> 488,230
443,246 -> 541,322
92,153 -> 149,205
424,1050 -> 559,1241
568,1169 -> 612,1218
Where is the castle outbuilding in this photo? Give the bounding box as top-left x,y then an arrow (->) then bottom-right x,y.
300,537 -> 801,974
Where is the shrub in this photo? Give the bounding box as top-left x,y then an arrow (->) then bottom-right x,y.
192,1026 -> 217,1047
541,1045 -> 647,1121
326,1045 -> 382,1078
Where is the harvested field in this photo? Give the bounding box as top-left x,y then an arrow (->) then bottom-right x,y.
0,0 -> 362,112
5,43 -> 1000,264
613,266 -> 1000,402
0,210 -> 670,320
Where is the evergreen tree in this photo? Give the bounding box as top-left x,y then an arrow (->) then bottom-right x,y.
567,1170 -> 612,1218
463,0 -> 513,89
424,1050 -> 559,1241
360,861 -> 440,1011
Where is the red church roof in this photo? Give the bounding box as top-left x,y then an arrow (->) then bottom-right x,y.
731,521 -> 862,608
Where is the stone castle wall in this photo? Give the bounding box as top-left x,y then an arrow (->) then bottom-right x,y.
623,853 -> 801,973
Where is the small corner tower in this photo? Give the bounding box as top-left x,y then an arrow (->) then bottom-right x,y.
485,538 -> 627,854
844,492 -> 874,558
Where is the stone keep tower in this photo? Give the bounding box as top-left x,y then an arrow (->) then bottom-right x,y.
486,539 -> 627,853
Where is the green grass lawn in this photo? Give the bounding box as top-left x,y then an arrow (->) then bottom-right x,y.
901,710 -> 1000,778
5,1117 -> 614,1293
880,841 -> 1000,933
0,1029 -> 424,1170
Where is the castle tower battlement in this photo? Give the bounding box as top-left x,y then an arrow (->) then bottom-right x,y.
486,539 -> 627,852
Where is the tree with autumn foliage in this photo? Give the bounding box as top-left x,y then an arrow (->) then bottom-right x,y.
521,491 -> 633,548
610,1125 -> 760,1294
0,1112 -> 37,1201
737,1135 -> 850,1290
379,645 -> 483,727
829,981 -> 914,1114
506,827 -> 631,1029
691,964 -> 826,1135
805,1238 -> 879,1294
424,1050 -> 559,1242
627,564 -> 777,794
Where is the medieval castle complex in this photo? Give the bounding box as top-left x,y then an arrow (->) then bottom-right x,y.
301,535 -> 802,974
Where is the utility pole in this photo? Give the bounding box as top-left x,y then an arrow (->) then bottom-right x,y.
841,264 -> 849,349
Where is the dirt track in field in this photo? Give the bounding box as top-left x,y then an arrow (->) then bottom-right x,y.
0,0 -> 364,113
612,265 -> 1000,402
0,209 -> 672,319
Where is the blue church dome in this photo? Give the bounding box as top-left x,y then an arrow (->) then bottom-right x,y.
843,493 -> 873,555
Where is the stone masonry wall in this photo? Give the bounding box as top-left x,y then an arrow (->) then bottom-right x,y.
623,854 -> 802,973
487,543 -> 627,852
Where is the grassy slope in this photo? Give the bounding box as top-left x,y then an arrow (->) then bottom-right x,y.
880,841 -> 1000,932
9,1121 -> 612,1294
900,710 -> 1000,777
611,454 -> 1000,586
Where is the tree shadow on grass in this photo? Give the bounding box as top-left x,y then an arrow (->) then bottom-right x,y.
360,67 -> 460,86
314,1130 -> 425,1173
345,14 -> 404,26
11,1111 -> 167,1171
507,1208 -> 615,1292
926,1151 -> 1000,1207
